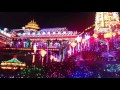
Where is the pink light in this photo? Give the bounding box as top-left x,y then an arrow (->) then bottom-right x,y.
75,36 -> 82,42
33,43 -> 37,53
85,35 -> 90,40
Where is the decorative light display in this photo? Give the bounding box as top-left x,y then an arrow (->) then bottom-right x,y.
0,33 -> 11,40
105,64 -> 120,72
3,48 -> 59,52
33,43 -> 37,54
94,12 -> 120,34
0,29 -> 11,37
40,50 -> 47,65
80,24 -> 95,36
85,35 -> 90,40
1,13 -> 120,78
40,49 -> 47,57
0,57 -> 26,70
104,32 -> 113,39
69,70 -> 93,78
67,50 -> 71,57
50,55 -> 60,62
16,66 -> 46,78
70,41 -> 77,54
93,34 -> 98,38
112,32 -> 116,37
81,39 -> 86,44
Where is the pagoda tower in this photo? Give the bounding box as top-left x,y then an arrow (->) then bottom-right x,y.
94,12 -> 120,34
25,20 -> 40,32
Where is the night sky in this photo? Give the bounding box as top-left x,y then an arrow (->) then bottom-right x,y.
0,12 -> 96,32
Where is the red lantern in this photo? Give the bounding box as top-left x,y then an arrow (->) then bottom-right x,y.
13,55 -> 17,58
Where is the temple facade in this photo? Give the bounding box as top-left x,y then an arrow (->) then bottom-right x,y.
0,20 -> 78,64
9,20 -> 78,49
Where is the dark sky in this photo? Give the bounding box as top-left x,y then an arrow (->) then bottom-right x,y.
0,12 -> 95,32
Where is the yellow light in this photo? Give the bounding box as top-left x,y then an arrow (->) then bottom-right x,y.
93,34 -> 98,38
70,41 -> 77,47
1,62 -> 5,65
25,20 -> 40,30
104,32 -> 112,38
22,64 -> 26,66
40,50 -> 47,57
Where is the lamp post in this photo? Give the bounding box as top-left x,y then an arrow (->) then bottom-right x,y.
40,49 -> 47,65
70,41 -> 77,54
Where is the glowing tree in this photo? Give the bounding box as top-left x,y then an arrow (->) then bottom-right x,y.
94,12 -> 120,34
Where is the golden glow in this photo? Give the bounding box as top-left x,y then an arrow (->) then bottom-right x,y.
1,62 -> 5,65
25,20 -> 40,30
93,34 -> 98,38
0,59 -> 26,70
104,32 -> 113,38
70,41 -> 77,47
40,50 -> 47,57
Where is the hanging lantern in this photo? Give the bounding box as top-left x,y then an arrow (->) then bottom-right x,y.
40,50 -> 47,57
70,41 -> 77,48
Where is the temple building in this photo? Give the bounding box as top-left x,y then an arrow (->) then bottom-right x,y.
0,20 -> 78,65
9,20 -> 78,49
0,13 -> 120,66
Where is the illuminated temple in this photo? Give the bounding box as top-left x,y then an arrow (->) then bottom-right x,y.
0,20 -> 78,65
1,12 -> 120,67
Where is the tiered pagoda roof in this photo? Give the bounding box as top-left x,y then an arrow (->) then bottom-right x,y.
25,20 -> 40,30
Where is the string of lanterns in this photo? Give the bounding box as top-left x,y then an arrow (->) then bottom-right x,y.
80,24 -> 95,35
